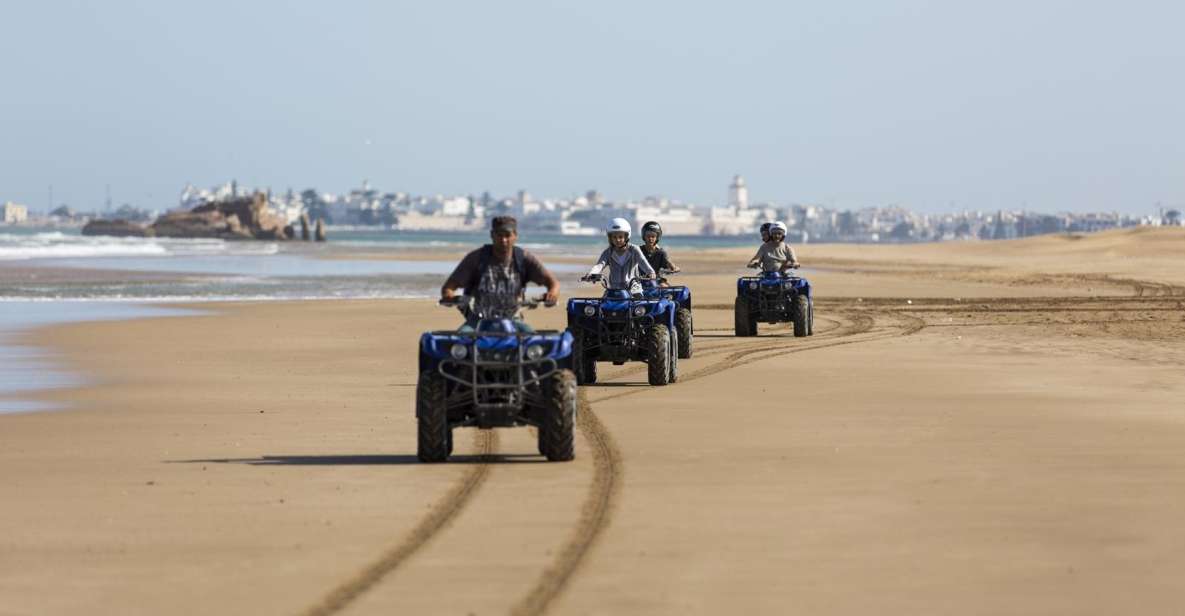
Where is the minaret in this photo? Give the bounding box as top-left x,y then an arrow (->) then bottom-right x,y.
728,174 -> 748,209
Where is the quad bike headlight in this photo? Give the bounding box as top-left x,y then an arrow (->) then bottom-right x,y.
784,281 -> 794,290
748,281 -> 758,290
449,343 -> 468,360
632,305 -> 647,317
526,344 -> 545,360
583,305 -> 596,317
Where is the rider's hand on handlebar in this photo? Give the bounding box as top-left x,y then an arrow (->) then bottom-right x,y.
542,289 -> 558,307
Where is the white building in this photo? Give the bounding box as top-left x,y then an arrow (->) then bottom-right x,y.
728,174 -> 749,209
3,201 -> 28,224
634,204 -> 706,236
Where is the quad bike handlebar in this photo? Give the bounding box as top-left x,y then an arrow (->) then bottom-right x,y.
579,274 -> 656,288
439,295 -> 551,310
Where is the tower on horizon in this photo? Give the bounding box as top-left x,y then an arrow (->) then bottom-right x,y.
728,174 -> 749,209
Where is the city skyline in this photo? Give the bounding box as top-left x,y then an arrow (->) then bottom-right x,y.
2,2 -> 1184,215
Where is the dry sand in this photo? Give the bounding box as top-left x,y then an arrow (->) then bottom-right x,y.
2,227 -> 1185,615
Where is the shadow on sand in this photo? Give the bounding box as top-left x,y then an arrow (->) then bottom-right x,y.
169,452 -> 545,466
587,381 -> 650,388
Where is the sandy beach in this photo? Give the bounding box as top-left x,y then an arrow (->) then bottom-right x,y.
3,227 -> 1185,615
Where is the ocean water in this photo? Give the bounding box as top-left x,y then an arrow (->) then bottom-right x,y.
0,228 -> 606,301
0,227 -> 615,411
0,302 -> 199,413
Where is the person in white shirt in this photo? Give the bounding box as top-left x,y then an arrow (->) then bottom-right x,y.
583,218 -> 656,296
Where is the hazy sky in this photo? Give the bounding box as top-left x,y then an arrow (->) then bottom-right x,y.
2,0 -> 1183,214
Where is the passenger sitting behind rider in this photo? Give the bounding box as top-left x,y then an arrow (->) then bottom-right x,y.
441,216 -> 560,331
583,218 -> 655,297
747,221 -> 800,274
639,220 -> 680,282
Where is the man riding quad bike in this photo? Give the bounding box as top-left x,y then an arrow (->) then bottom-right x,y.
418,295 -> 576,462
419,216 -> 576,463
735,221 -> 814,337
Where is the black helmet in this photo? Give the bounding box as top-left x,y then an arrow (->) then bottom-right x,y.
641,220 -> 663,240
760,222 -> 772,240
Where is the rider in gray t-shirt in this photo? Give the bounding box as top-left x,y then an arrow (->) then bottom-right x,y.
748,221 -> 800,273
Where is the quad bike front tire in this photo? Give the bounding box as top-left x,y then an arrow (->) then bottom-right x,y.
538,369 -> 577,461
676,308 -> 694,358
734,298 -> 757,337
647,324 -> 672,386
792,295 -> 809,338
416,370 -> 451,463
572,331 -> 597,385
807,299 -> 815,336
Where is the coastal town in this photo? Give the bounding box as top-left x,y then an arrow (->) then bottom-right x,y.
4,175 -> 1182,242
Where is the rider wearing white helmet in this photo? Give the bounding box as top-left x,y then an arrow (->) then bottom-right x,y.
747,220 -> 800,273
583,217 -> 656,295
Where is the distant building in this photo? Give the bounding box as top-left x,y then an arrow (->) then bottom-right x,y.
728,174 -> 749,209
2,201 -> 28,224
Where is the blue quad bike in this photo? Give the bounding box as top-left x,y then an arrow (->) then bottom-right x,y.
734,267 -> 814,337
567,275 -> 679,386
416,296 -> 577,463
638,270 -> 694,359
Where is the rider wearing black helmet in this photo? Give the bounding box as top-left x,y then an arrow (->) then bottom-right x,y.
639,220 -> 680,277
759,222 -> 772,243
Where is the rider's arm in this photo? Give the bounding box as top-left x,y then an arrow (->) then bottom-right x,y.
634,245 -> 656,278
747,245 -> 764,268
662,250 -> 680,273
441,251 -> 480,300
587,248 -> 611,277
524,252 -> 561,306
786,244 -> 800,268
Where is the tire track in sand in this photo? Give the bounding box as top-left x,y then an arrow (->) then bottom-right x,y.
510,308 -> 921,616
301,429 -> 499,616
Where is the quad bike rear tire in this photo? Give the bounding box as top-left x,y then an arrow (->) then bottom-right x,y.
572,331 -> 597,385
793,295 -> 809,338
538,369 -> 577,461
416,370 -> 451,463
647,325 -> 671,386
668,326 -> 679,383
807,299 -> 815,336
676,308 -> 694,359
734,298 -> 756,337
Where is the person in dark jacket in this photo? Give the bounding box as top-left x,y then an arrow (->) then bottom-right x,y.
638,220 -> 680,279
441,216 -> 559,331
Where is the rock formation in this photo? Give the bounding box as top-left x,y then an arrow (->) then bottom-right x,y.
83,192 -> 303,241
81,219 -> 152,237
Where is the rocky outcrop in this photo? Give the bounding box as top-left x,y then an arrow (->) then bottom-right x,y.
85,193 -> 301,241
81,219 -> 152,237
154,193 -> 293,240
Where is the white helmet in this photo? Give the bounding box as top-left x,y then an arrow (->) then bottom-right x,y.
771,221 -> 788,235
606,217 -> 631,239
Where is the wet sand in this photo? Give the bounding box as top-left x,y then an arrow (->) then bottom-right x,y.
2,227 -> 1185,615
